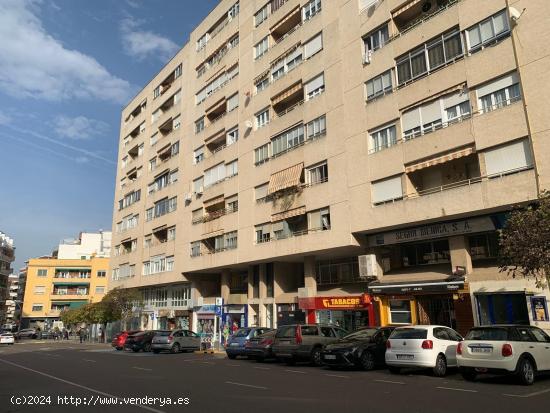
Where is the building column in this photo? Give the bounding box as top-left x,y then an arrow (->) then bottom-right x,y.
449,236 -> 473,275
247,266 -> 254,299
259,264 -> 267,299
221,269 -> 230,302
303,256 -> 317,297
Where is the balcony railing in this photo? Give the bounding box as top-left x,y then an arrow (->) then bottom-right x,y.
255,226 -> 331,244
192,205 -> 238,225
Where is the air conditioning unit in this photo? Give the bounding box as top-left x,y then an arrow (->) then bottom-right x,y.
185,192 -> 193,202
197,186 -> 204,195
358,254 -> 378,278
245,120 -> 253,130
363,49 -> 372,64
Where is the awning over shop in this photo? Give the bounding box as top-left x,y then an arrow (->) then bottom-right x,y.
53,282 -> 90,286
267,162 -> 304,195
405,147 -> 475,173
367,277 -> 465,295
271,206 -> 306,222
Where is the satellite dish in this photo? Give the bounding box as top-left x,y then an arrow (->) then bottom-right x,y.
245,120 -> 253,129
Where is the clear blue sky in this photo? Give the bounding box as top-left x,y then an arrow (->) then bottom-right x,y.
0,0 -> 219,271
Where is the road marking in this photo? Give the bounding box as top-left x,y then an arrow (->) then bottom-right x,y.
82,359 -> 97,363
285,369 -> 307,374
227,364 -> 241,367
437,386 -> 478,393
374,379 -> 405,385
503,388 -> 550,398
133,367 -> 152,371
253,366 -> 271,370
200,361 -> 215,365
0,358 -> 166,413
325,374 -> 349,379
225,381 -> 268,390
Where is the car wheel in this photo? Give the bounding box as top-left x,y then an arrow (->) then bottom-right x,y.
433,354 -> 447,377
311,347 -> 323,367
143,343 -> 152,353
517,357 -> 536,385
388,366 -> 401,374
227,353 -> 237,359
153,349 -> 160,354
171,343 -> 180,354
460,369 -> 477,382
132,348 -> 140,353
360,351 -> 376,371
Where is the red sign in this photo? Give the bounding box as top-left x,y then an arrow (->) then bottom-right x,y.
299,294 -> 372,310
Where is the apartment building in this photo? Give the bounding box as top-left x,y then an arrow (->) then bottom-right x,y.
4,274 -> 20,329
110,0 -> 550,337
0,232 -> 15,326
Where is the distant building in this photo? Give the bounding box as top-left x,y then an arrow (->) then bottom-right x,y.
0,232 -> 15,326
4,274 -> 20,328
56,231 -> 111,260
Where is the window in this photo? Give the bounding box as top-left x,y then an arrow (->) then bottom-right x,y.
402,100 -> 442,140
174,64 -> 182,78
366,70 -> 392,100
149,158 -> 157,172
469,232 -> 499,260
476,293 -> 529,325
190,241 -> 201,257
195,117 -> 205,134
369,124 -> 397,153
150,196 -> 177,220
255,36 -> 269,60
477,72 -> 521,113
197,33 -> 208,51
304,73 -> 325,100
152,109 -> 161,123
396,28 -> 463,86
306,161 -> 328,185
224,231 -> 238,250
255,223 -> 271,243
171,141 -> 179,156
153,86 -> 161,99
255,4 -> 269,26
195,65 -> 239,104
467,10 -> 509,53
306,115 -> 326,139
363,24 -> 389,55
272,124 -> 304,156
389,300 -> 412,324
118,189 -> 141,210
97,270 -> 107,278
484,138 -> 533,177
226,93 -> 239,113
255,75 -> 269,93
254,143 -> 270,165
37,269 -> 47,277
95,286 -> 105,294
255,183 -> 269,201
371,175 -> 403,204
256,108 -> 270,128
194,146 -> 205,164
303,32 -> 323,60
34,286 -> 45,294
204,163 -> 226,188
32,304 -> 43,312
226,127 -> 239,145
193,177 -> 204,193
271,47 -> 303,81
146,208 -> 153,222
150,133 -> 158,146
307,207 -> 331,231
166,256 -> 174,272
226,160 -> 238,178
303,0 -> 321,20
173,115 -> 181,130
192,208 -> 203,224
226,195 -> 238,212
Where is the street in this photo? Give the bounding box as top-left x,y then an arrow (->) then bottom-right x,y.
1,342 -> 550,413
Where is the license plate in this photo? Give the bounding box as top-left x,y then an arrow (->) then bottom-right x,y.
396,354 -> 414,360
324,355 -> 337,360
471,347 -> 492,353
230,342 -> 239,347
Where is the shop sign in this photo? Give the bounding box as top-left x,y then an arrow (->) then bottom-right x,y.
368,280 -> 464,295
369,217 -> 495,246
196,305 -> 217,314
223,305 -> 246,314
299,295 -> 372,310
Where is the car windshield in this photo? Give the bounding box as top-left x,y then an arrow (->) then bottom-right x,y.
344,329 -> 378,340
466,328 -> 508,341
233,328 -> 252,338
156,331 -> 172,336
276,326 -> 296,338
258,330 -> 276,338
391,328 -> 428,339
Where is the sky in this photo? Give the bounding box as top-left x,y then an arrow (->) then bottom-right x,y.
0,0 -> 219,271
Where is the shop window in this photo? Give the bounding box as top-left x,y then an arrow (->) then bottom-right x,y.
468,233 -> 499,260
476,293 -> 529,325
389,300 -> 412,324
402,240 -> 450,267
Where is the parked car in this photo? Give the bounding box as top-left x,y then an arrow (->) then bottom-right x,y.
244,330 -> 277,361
15,328 -> 38,340
124,330 -> 158,352
226,327 -> 274,359
152,329 -> 201,354
112,330 -> 141,351
0,332 -> 15,345
272,324 -> 349,366
385,325 -> 463,377
457,325 -> 550,385
321,326 -> 396,370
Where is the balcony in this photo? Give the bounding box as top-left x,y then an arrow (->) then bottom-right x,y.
270,6 -> 302,44
124,99 -> 146,127
391,0 -> 457,36
272,81 -> 304,117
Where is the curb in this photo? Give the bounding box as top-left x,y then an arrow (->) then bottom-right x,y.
193,349 -> 226,355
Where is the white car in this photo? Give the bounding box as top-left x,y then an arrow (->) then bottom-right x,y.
457,325 -> 550,385
385,325 -> 463,377
0,333 -> 15,345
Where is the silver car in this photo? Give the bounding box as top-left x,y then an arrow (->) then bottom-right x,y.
151,329 -> 201,354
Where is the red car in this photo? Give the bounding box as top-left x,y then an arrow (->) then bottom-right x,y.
112,330 -> 141,350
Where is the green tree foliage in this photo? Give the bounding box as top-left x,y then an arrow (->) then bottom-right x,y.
499,192 -> 550,288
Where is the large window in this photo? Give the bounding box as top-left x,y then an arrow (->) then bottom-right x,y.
204,163 -> 226,188
466,10 -> 509,53
271,47 -> 303,81
363,24 -> 389,54
303,0 -> 321,21
256,108 -> 270,128
476,293 -> 529,325
369,124 -> 397,153
304,73 -> 325,100
477,72 -> 521,113
469,232 -> 499,260
396,28 -> 463,86
371,175 -> 403,204
365,70 -> 392,101
255,36 -> 269,60
306,115 -> 326,139
118,189 -> 141,210
195,65 -> 239,104
271,125 -> 305,156
389,300 -> 412,324
484,138 -> 533,177
402,240 -> 450,266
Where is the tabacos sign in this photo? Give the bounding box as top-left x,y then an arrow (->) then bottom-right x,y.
319,296 -> 366,309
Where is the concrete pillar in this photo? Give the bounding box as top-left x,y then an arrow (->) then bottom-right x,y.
247,266 -> 254,299
259,264 -> 267,299
303,255 -> 317,296
449,236 -> 473,275
221,269 -> 230,301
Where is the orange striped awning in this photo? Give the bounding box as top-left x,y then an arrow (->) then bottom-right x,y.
405,147 -> 476,173
267,162 -> 304,195
272,82 -> 302,106
271,206 -> 306,222
392,0 -> 422,18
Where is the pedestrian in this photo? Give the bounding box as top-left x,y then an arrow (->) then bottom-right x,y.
63,329 -> 69,340
222,323 -> 230,347
79,328 -> 85,343
231,320 -> 238,334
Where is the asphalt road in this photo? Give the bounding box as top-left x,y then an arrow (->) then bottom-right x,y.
1,341 -> 550,413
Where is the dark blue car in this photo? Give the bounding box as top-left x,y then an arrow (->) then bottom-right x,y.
225,327 -> 274,359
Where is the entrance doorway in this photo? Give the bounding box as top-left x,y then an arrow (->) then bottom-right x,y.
416,296 -> 456,329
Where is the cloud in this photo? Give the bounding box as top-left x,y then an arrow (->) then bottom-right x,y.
53,115 -> 109,140
0,0 -> 133,103
124,0 -> 140,9
75,156 -> 89,164
120,16 -> 179,62
0,110 -> 11,125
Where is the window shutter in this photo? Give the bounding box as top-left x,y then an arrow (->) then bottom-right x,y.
304,74 -> 324,95
226,94 -> 239,112
443,91 -> 469,109
476,72 -> 519,98
484,139 -> 533,176
372,176 -> 403,203
421,100 -> 442,124
402,107 -> 421,131
304,33 -> 323,59
255,184 -> 268,200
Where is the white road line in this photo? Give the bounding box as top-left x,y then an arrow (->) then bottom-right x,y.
285,369 -> 307,374
374,379 -> 406,385
503,388 -> 550,398
437,386 -> 478,393
227,364 -> 241,367
132,367 -> 152,371
82,359 -> 97,363
0,358 -> 165,413
200,361 -> 215,365
225,381 -> 268,390
325,374 -> 349,379
253,367 -> 271,370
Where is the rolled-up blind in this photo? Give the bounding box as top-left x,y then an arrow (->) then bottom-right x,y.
226,93 -> 239,112
421,100 -> 442,124
402,107 -> 421,131
476,72 -> 519,98
484,139 -> 533,176
372,175 -> 403,203
304,33 -> 323,59
304,73 -> 324,95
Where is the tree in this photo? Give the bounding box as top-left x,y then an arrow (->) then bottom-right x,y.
100,287 -> 142,330
499,191 -> 550,288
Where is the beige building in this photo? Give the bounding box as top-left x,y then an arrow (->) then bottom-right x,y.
110,0 -> 550,337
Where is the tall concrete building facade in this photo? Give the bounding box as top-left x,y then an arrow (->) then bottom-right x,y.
0,232 -> 15,326
110,0 -> 550,337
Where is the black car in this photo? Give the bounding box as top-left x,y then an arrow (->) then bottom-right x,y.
124,330 -> 158,352
244,330 -> 277,361
321,326 -> 396,370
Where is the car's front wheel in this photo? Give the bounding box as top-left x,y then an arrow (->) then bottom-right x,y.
171,343 -> 180,354
433,354 -> 447,377
359,351 -> 375,371
227,353 -> 237,359
460,368 -> 477,382
153,349 -> 160,354
517,357 -> 536,385
311,347 -> 323,367
143,343 -> 152,353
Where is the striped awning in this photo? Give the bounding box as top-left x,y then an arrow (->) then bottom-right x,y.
267,163 -> 304,195
203,195 -> 224,209
269,6 -> 300,33
272,82 -> 302,106
405,147 -> 476,173
205,128 -> 225,144
392,0 -> 422,18
271,206 -> 306,222
205,97 -> 225,114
